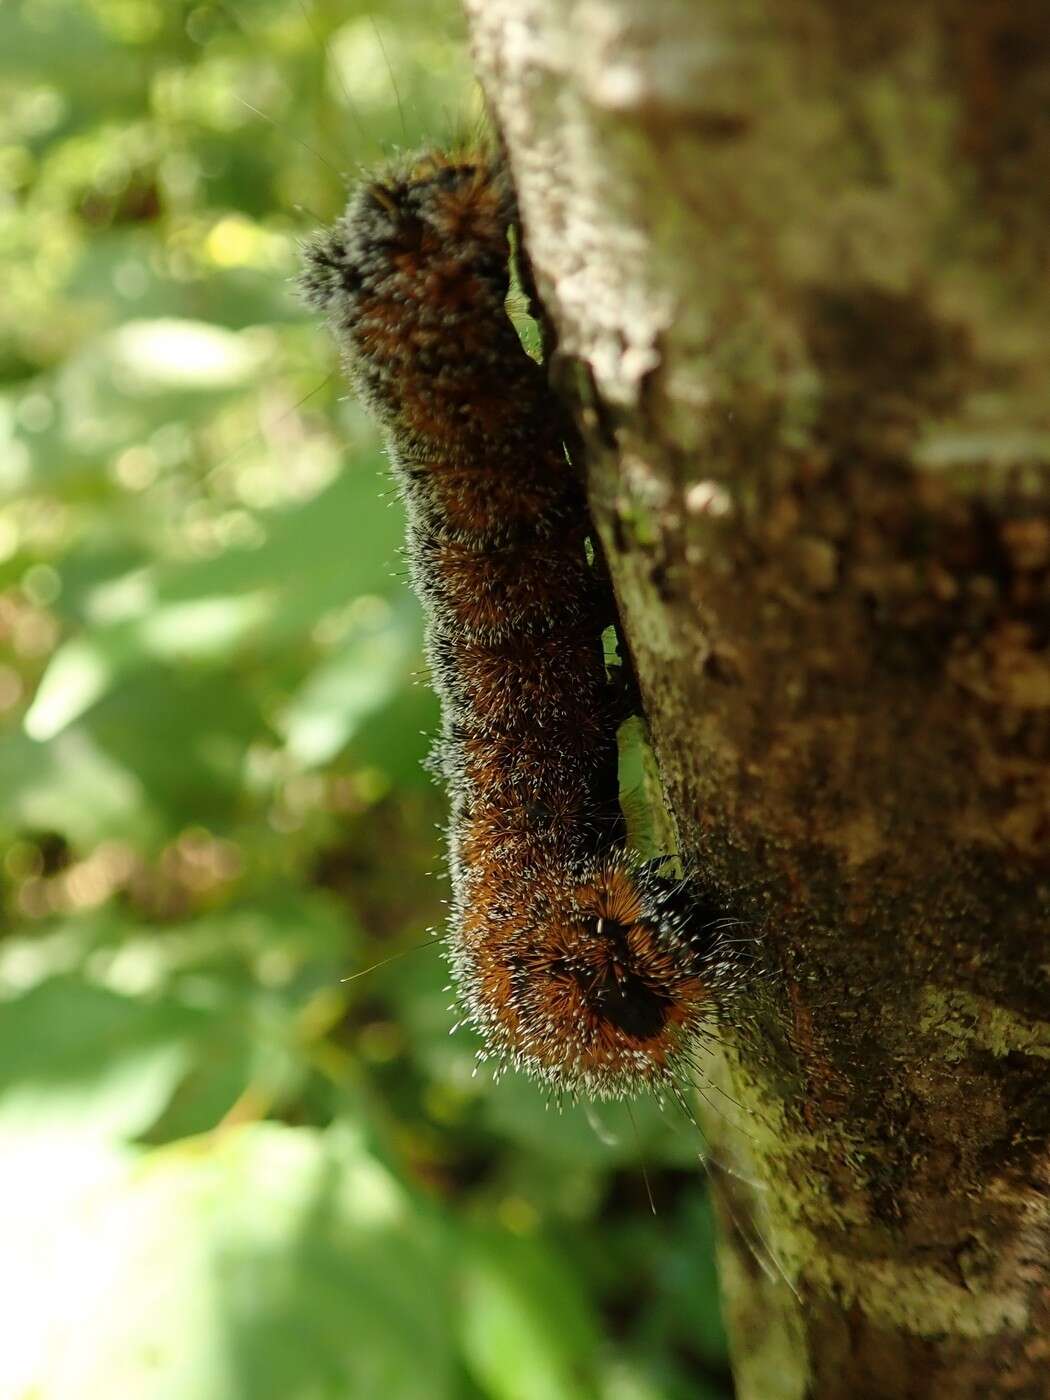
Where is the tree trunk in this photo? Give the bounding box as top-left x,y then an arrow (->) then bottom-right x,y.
464,1 -> 1050,1395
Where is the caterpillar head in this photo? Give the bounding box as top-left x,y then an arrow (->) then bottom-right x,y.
454,857 -> 738,1100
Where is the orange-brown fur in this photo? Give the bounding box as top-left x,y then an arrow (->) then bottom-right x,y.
303,151 -> 735,1097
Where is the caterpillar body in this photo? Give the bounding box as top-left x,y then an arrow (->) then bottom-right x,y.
302,150 -> 737,1099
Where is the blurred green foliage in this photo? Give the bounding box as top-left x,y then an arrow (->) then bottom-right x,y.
0,1 -> 730,1396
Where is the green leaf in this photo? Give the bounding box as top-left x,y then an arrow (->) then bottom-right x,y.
460,1227 -> 602,1400
479,1074 -> 702,1171
25,591 -> 273,739
100,319 -> 270,393
25,461 -> 408,741
0,728 -> 156,846
281,598 -> 419,767
77,665 -> 273,833
5,1124 -> 457,1400
0,975 -> 203,1142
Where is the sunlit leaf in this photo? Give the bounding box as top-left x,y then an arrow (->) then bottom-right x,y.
5,1124 -> 457,1400
460,1228 -> 602,1400
26,592 -> 273,739
281,599 -> 417,767
102,319 -> 270,393
0,976 -> 204,1142
0,728 -> 155,846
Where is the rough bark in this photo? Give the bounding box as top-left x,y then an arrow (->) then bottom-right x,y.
464,2 -> 1050,1396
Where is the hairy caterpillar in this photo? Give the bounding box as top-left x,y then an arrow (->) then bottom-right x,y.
301,150 -> 740,1100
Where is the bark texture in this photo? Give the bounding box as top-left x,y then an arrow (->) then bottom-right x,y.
464,2 -> 1050,1396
